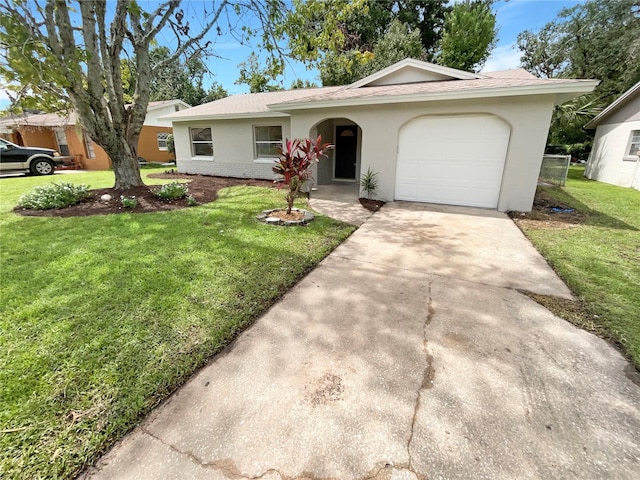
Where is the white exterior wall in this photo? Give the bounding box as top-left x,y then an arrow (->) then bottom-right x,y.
172,116 -> 290,179
289,95 -> 555,212
586,121 -> 640,190
146,103 -> 190,127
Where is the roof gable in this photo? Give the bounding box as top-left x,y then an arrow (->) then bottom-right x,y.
585,81 -> 640,128
348,58 -> 483,89
147,99 -> 191,111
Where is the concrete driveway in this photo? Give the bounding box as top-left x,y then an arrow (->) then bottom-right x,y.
85,202 -> 640,480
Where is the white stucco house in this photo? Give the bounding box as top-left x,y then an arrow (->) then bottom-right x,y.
163,59 -> 597,212
585,82 -> 640,191
144,99 -> 192,127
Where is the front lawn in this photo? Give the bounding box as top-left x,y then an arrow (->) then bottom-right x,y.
0,170 -> 355,478
516,167 -> 640,368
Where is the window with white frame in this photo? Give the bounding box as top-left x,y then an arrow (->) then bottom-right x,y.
254,125 -> 283,159
628,130 -> 640,158
157,132 -> 169,151
84,133 -> 95,159
190,127 -> 213,157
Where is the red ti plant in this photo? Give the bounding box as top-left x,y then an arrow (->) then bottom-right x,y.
272,135 -> 333,214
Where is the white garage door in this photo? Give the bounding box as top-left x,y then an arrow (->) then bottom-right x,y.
395,114 -> 510,208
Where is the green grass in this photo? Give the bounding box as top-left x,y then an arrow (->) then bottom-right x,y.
518,166 -> 640,368
0,169 -> 355,478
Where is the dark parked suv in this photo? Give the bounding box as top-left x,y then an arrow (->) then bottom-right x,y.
0,138 -> 62,175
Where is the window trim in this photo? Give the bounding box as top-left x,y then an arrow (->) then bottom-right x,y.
253,124 -> 283,163
189,126 -> 214,160
623,129 -> 640,161
156,132 -> 169,151
84,133 -> 95,159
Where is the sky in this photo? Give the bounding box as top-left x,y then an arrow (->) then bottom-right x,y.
0,0 -> 586,108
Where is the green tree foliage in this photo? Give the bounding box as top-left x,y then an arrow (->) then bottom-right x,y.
290,78 -> 318,89
357,20 -> 426,79
278,0 -> 450,85
517,0 -> 640,155
201,83 -> 229,103
149,47 -> 207,105
121,47 -> 228,106
0,0 -> 282,189
236,52 -> 284,92
318,20 -> 427,86
437,0 -> 497,72
389,0 -> 451,58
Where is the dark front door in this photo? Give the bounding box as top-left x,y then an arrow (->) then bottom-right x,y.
335,125 -> 357,179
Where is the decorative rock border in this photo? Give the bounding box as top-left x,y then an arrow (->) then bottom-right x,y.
256,208 -> 315,226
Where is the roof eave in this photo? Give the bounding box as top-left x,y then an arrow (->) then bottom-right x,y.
147,99 -> 192,111
162,111 -> 291,122
268,81 -> 600,112
584,81 -> 640,129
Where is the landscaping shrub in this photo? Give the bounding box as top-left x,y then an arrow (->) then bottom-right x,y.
18,182 -> 90,209
359,167 -> 379,199
155,181 -> 188,200
120,196 -> 138,209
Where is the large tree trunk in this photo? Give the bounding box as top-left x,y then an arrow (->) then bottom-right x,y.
111,153 -> 144,190
102,134 -> 145,190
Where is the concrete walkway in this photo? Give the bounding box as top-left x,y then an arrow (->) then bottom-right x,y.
85,202 -> 640,480
309,183 -> 373,226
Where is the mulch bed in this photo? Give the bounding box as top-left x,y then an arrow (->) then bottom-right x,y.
359,197 -> 385,212
14,173 -> 276,217
508,188 -> 587,229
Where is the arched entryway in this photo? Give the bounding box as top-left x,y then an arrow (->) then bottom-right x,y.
310,118 -> 362,184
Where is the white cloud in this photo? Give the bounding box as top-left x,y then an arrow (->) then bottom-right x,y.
482,43 -> 522,72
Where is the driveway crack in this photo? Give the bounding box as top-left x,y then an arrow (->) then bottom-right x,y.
406,278 -> 435,478
142,427 -> 284,479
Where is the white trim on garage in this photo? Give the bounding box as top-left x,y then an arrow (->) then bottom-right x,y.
395,114 -> 511,208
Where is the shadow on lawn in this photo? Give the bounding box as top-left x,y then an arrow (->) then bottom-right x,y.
533,186 -> 639,231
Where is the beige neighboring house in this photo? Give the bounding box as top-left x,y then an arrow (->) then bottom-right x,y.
585,82 -> 640,191
0,99 -> 190,170
163,59 -> 597,212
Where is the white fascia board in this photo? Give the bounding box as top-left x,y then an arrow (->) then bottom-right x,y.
268,81 -> 600,111
585,81 -> 640,128
347,59 -> 483,89
161,111 -> 291,122
148,100 -> 192,111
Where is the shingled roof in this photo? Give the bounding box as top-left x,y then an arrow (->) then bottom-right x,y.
162,60 -> 598,122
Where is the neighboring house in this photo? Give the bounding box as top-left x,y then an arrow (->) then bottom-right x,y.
0,112 -> 110,170
0,99 -> 190,170
138,100 -> 191,163
585,82 -> 640,191
163,59 -> 597,212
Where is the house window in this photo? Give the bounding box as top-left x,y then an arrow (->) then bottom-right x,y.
54,128 -> 70,156
190,127 -> 213,157
84,133 -> 95,159
157,132 -> 169,151
628,130 -> 640,157
254,125 -> 283,159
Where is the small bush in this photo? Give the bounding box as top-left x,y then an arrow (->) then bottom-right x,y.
120,196 -> 138,209
155,181 -> 188,200
359,167 -> 379,199
19,182 -> 90,210
187,195 -> 198,206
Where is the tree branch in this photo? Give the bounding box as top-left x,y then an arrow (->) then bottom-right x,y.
154,0 -> 229,72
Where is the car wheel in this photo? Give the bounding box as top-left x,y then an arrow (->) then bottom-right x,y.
30,158 -> 55,175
